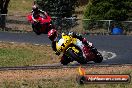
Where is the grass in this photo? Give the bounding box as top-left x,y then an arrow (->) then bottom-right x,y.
6,0 -> 33,31
0,42 -> 59,67
8,0 -> 33,15
0,41 -> 131,88
1,79 -> 131,88
0,66 -> 131,88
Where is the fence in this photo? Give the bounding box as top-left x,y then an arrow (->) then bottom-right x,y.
83,19 -> 132,35
0,14 -> 132,35
0,14 -> 31,32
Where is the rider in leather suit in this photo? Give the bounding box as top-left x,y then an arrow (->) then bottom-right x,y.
47,29 -> 94,56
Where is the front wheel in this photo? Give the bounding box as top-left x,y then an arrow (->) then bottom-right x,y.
33,28 -> 41,35
60,54 -> 70,65
32,24 -> 41,35
67,48 -> 87,64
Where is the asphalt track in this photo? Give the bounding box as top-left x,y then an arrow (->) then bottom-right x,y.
0,31 -> 132,65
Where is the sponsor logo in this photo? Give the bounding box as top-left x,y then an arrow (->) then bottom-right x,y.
77,67 -> 131,84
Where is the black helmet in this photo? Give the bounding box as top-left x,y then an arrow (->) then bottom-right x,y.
32,5 -> 38,12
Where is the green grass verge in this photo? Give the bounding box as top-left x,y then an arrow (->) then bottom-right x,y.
0,42 -> 59,67
0,42 -> 131,88
8,0 -> 33,14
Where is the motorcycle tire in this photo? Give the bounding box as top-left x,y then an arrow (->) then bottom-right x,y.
32,24 -> 41,35
68,49 -> 87,64
60,54 -> 70,65
94,52 -> 103,63
33,28 -> 41,35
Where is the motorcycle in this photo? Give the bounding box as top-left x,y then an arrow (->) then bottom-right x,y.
27,13 -> 52,35
56,33 -> 103,65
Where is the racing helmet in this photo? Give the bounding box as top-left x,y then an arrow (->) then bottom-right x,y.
48,29 -> 57,41
32,5 -> 38,12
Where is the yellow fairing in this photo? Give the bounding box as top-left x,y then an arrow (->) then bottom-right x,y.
70,46 -> 79,53
56,33 -> 77,53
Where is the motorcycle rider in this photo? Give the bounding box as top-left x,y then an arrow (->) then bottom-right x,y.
31,4 -> 53,33
48,29 -> 95,56
31,5 -> 48,23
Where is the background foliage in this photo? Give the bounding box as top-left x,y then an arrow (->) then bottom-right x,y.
34,0 -> 79,17
84,0 -> 132,21
83,0 -> 132,34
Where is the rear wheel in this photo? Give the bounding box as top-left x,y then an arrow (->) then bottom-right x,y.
94,52 -> 103,63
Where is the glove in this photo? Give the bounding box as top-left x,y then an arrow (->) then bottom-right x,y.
55,51 -> 60,56
68,32 -> 76,37
88,42 -> 93,47
82,38 -> 87,43
34,20 -> 39,23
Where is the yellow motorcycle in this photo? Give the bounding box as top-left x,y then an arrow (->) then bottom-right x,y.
56,33 -> 103,65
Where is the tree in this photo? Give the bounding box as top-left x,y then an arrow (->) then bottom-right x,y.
84,0 -> 132,21
0,0 -> 10,28
34,0 -> 79,17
